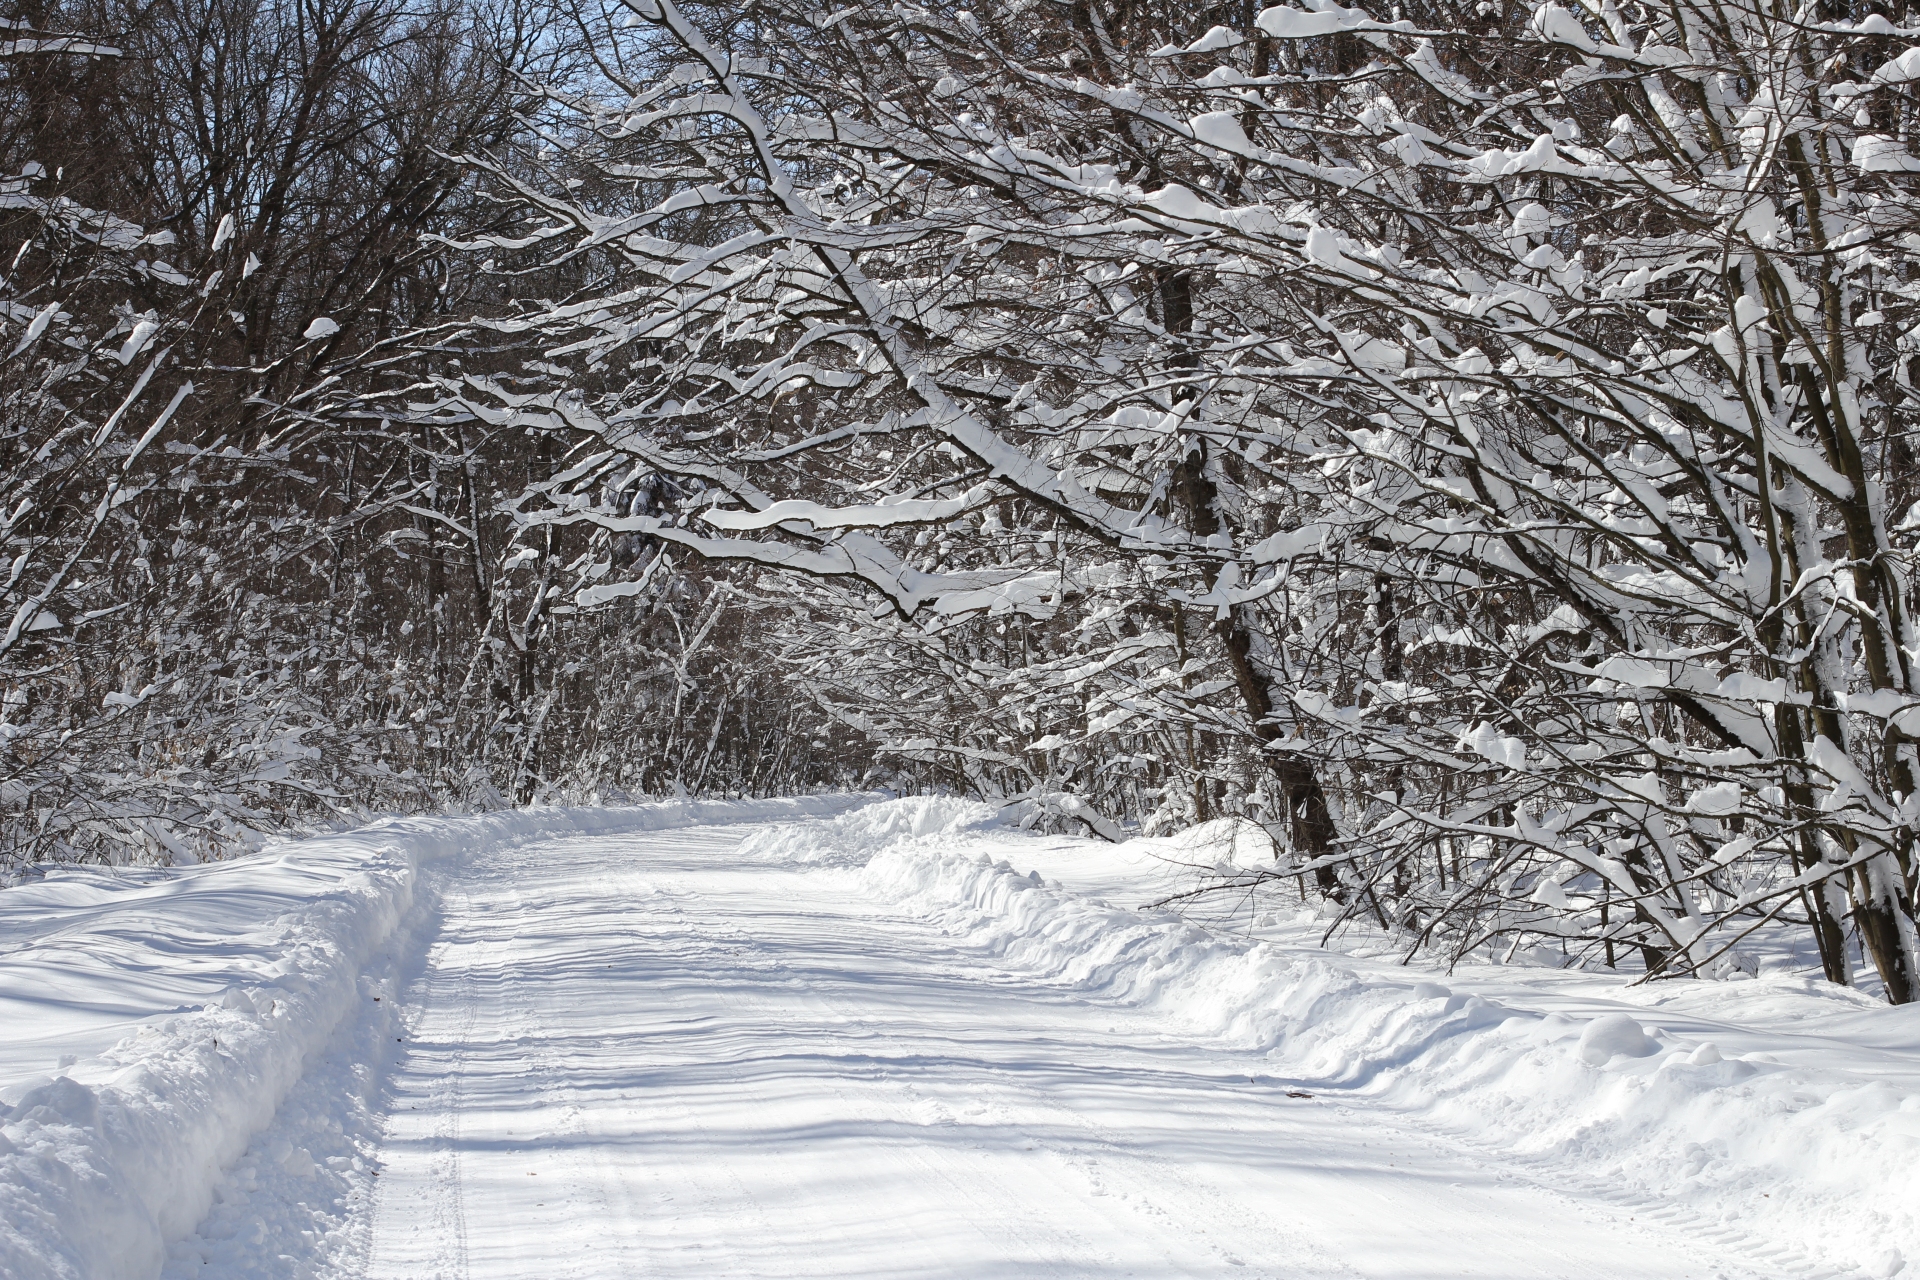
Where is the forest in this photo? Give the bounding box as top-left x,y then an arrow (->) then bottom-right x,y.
5,0 -> 1920,1005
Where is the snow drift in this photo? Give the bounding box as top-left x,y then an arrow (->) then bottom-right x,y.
0,796 -> 859,1280
738,794 -> 997,867
833,799 -> 1920,1280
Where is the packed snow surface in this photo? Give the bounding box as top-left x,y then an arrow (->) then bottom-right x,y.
5,795 -> 1919,1279
0,797 -> 857,1280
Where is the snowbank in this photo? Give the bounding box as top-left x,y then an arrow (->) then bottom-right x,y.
0,795 -> 860,1280
836,801 -> 1920,1279
738,793 -> 997,867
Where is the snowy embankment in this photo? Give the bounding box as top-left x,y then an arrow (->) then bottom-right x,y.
0,796 -> 858,1280
755,799 -> 1920,1280
14,794 -> 1920,1280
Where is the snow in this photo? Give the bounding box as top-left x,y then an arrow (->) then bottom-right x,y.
1304,224 -> 1372,277
1531,3 -> 1600,52
737,792 -> 993,866
1255,2 -> 1373,38
0,797 -> 857,1280
1873,46 -> 1920,82
359,803 -> 1739,1279
849,805 -> 1920,1278
701,493 -> 979,531
1185,24 -> 1244,51
1576,1013 -> 1658,1064
1189,110 -> 1253,153
8,795 -> 1920,1278
1852,134 -> 1920,172
1510,200 -> 1551,239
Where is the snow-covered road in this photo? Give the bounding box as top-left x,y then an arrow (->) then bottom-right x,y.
357,822 -> 1748,1280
